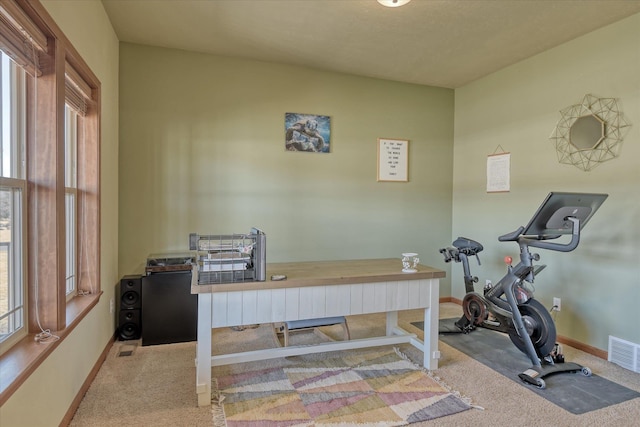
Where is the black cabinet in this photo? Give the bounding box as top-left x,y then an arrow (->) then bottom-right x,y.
141,271 -> 197,346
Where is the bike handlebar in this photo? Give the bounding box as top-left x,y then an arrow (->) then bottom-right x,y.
498,226 -> 525,242
441,217 -> 581,267
524,217 -> 581,252
499,217 -> 582,252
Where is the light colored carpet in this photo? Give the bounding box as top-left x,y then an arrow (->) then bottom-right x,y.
69,303 -> 640,426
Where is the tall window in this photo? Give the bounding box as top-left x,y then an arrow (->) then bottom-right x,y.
0,52 -> 26,346
0,0 -> 100,361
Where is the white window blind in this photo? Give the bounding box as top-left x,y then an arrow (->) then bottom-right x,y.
65,61 -> 92,116
0,0 -> 46,76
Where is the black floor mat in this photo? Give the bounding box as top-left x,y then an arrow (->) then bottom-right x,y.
411,319 -> 640,414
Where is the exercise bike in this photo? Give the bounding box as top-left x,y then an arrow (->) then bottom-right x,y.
439,192 -> 607,389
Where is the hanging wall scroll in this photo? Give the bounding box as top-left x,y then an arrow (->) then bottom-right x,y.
487,145 -> 510,193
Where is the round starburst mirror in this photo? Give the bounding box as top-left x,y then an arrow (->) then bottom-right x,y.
550,94 -> 630,171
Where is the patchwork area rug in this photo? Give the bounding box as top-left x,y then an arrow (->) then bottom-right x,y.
212,348 -> 472,426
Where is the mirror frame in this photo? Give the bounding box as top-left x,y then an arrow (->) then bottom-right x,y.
549,94 -> 630,171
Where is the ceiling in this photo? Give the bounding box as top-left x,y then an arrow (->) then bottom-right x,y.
101,0 -> 640,89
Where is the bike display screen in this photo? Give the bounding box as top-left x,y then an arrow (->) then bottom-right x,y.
521,192 -> 608,238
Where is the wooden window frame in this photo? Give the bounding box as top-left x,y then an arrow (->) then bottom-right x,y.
0,0 -> 101,405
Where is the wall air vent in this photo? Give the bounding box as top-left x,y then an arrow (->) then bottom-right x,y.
608,336 -> 640,373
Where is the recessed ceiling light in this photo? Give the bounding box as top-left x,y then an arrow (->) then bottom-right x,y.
377,0 -> 412,7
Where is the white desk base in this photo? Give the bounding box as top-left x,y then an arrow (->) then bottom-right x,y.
195,278 -> 440,407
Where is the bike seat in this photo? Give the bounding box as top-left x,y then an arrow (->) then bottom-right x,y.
452,237 -> 483,255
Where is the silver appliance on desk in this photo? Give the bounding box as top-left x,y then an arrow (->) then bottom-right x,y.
190,227 -> 266,285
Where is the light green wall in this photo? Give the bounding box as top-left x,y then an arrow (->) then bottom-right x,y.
118,44 -> 455,289
0,1 -> 120,426
453,13 -> 640,351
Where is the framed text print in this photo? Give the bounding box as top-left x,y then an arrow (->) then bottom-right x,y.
377,138 -> 409,182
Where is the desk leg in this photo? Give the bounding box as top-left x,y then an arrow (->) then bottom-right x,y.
196,293 -> 212,407
386,311 -> 398,336
423,280 -> 440,370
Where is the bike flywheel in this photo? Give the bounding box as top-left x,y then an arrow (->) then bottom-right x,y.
508,298 -> 557,358
462,292 -> 488,326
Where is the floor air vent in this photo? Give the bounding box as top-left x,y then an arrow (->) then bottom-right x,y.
608,336 -> 640,373
117,343 -> 138,358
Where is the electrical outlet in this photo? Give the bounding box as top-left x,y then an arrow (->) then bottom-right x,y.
553,297 -> 561,312
109,298 -> 114,314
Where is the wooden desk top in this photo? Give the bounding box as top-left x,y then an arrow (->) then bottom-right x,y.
192,258 -> 445,293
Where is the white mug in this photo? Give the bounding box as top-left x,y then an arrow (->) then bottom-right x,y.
401,252 -> 419,273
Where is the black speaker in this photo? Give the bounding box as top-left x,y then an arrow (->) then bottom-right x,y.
118,275 -> 142,340
118,309 -> 141,340
120,275 -> 141,310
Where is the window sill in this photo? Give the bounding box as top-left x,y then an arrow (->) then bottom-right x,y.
0,292 -> 102,406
